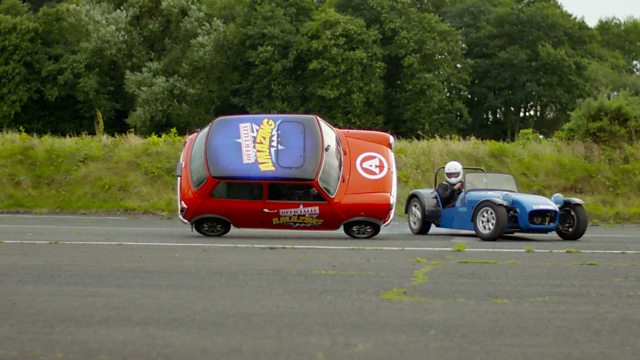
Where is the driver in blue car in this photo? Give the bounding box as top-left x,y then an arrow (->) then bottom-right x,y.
437,161 -> 463,208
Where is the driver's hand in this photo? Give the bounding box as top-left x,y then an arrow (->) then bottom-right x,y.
454,183 -> 462,190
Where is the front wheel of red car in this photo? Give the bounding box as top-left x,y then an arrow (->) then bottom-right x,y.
194,218 -> 231,237
556,204 -> 588,240
344,221 -> 380,239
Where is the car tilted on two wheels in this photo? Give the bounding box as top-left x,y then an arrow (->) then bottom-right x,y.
405,167 -> 588,241
177,114 -> 397,239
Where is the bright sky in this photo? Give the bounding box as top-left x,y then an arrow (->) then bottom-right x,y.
558,0 -> 640,26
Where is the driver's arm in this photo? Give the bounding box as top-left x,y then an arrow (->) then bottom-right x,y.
437,182 -> 452,201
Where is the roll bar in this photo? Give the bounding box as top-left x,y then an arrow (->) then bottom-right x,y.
433,166 -> 485,188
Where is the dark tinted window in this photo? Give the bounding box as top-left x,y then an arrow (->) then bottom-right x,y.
268,184 -> 326,202
212,182 -> 263,200
189,126 -> 210,189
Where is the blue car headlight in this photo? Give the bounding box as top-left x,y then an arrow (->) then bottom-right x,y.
501,192 -> 513,205
551,193 -> 564,207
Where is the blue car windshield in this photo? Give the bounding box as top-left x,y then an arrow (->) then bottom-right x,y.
465,172 -> 518,192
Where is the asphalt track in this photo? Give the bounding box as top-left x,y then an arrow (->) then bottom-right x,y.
1,214 -> 639,360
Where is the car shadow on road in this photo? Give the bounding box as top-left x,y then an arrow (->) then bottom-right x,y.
182,228 -> 566,242
498,235 -> 562,242
416,232 -> 563,243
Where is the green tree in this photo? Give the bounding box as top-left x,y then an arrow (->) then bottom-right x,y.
584,54 -> 640,96
585,18 -> 640,98
20,0 -> 65,12
438,0 -> 592,139
230,0 -> 314,113
0,0 -> 40,129
297,6 -> 385,128
124,0 -> 237,134
563,90 -> 640,145
596,18 -> 640,75
29,0 -> 131,133
334,0 -> 470,137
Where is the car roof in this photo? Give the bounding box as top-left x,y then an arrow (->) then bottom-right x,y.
206,114 -> 323,181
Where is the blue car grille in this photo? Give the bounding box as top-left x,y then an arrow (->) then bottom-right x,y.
528,210 -> 557,226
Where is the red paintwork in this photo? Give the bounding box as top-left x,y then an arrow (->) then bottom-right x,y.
177,115 -> 396,233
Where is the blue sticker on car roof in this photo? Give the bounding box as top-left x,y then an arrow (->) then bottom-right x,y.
206,115 -> 323,180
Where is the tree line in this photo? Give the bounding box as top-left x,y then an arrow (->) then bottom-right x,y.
1,0 -> 639,141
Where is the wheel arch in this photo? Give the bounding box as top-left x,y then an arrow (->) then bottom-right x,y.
471,199 -> 509,222
563,198 -> 585,206
191,214 -> 233,227
341,217 -> 383,227
405,189 -> 442,225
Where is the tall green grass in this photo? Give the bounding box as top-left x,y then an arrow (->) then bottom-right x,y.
1,132 -> 638,223
0,131 -> 183,216
395,138 -> 640,223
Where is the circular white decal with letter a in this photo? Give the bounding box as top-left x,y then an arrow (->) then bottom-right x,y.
356,152 -> 388,180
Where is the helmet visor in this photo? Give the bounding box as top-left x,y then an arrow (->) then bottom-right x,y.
446,172 -> 461,179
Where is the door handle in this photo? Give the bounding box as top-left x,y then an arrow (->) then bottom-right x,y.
263,209 -> 278,213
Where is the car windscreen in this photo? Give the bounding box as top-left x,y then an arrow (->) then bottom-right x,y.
465,172 -> 518,192
318,120 -> 342,197
189,125 -> 210,189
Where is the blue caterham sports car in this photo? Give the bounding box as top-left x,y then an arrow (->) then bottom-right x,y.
405,167 -> 588,241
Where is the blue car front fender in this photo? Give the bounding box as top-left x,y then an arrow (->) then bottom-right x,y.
472,198 -> 509,213
405,189 -> 442,226
563,197 -> 585,206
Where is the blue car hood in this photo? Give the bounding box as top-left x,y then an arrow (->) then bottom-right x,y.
509,193 -> 557,211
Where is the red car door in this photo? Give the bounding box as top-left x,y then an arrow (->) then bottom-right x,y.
259,183 -> 343,230
200,181 -> 266,228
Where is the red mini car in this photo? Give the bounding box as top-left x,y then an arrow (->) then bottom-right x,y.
177,114 -> 396,238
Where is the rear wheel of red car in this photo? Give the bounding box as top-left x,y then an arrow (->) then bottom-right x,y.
343,221 -> 380,239
194,218 -> 231,237
556,204 -> 588,240
473,203 -> 507,241
408,198 -> 431,235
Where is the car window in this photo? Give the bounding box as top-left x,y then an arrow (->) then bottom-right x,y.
268,184 -> 326,202
190,125 -> 210,189
465,172 -> 518,192
212,182 -> 263,200
318,120 -> 342,197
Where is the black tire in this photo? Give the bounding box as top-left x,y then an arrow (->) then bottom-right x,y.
556,204 -> 588,240
472,202 -> 507,241
194,218 -> 231,237
343,221 -> 380,239
407,198 -> 432,235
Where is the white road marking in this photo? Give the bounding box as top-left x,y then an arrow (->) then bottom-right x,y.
0,224 -> 181,231
0,214 -> 128,220
583,234 -> 640,238
2,240 -> 640,255
1,224 -> 639,238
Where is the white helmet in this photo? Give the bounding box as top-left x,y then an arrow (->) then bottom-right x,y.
444,161 -> 463,185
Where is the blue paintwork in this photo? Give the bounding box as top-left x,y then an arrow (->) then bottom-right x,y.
405,170 -> 588,240
432,188 -> 560,233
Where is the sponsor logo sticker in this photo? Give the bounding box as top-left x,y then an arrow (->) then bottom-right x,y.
532,205 -> 557,210
239,123 -> 255,164
356,152 -> 388,180
272,205 -> 324,227
238,118 -> 277,171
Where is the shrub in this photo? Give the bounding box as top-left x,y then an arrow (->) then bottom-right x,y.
563,90 -> 640,145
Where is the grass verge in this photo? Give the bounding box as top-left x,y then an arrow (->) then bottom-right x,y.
1,132 -> 638,223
